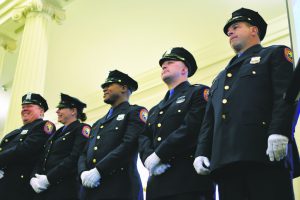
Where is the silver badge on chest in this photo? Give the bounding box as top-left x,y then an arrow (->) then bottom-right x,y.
250,56 -> 261,64
21,130 -> 28,135
116,114 -> 125,121
176,96 -> 186,104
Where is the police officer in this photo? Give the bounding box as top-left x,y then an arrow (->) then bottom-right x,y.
0,93 -> 55,200
193,8 -> 299,200
285,58 -> 300,179
30,93 -> 91,200
78,70 -> 147,200
139,47 -> 214,200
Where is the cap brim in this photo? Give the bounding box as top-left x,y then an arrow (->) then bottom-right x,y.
101,82 -> 116,89
159,57 -> 180,66
56,104 -> 68,109
22,100 -> 33,105
223,17 -> 251,35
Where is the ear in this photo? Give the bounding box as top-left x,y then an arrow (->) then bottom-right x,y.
71,107 -> 77,115
181,65 -> 188,76
121,85 -> 128,93
251,26 -> 259,37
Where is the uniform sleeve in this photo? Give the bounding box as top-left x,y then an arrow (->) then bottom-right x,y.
0,121 -> 55,166
47,124 -> 90,184
267,46 -> 295,137
195,95 -> 214,158
95,107 -> 148,175
78,122 -> 99,176
155,86 -> 209,161
138,108 -> 155,163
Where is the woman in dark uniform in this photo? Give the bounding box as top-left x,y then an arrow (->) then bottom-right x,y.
30,93 -> 91,200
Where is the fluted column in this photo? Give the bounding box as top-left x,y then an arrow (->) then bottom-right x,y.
0,34 -> 16,80
3,0 -> 65,134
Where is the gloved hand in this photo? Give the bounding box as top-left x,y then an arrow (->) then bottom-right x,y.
266,134 -> 289,161
193,156 -> 211,175
152,163 -> 171,176
81,168 -> 101,188
0,170 -> 4,179
144,152 -> 161,173
35,174 -> 50,190
30,177 -> 47,193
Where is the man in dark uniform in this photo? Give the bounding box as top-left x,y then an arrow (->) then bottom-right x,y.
194,8 -> 299,200
30,93 -> 91,200
78,70 -> 147,200
139,47 -> 214,200
285,58 -> 300,178
0,93 -> 55,200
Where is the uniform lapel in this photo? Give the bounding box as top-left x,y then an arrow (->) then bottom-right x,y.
60,120 -> 80,137
101,101 -> 130,124
159,81 -> 190,110
224,44 -> 263,99
225,44 -> 262,70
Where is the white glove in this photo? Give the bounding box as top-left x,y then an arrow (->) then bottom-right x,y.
35,174 -> 50,190
193,156 -> 211,175
30,177 -> 47,193
266,134 -> 289,161
152,163 -> 171,176
144,152 -> 161,173
0,170 -> 4,179
81,168 -> 101,188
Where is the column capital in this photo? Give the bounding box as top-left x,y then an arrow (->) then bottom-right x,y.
12,0 -> 66,24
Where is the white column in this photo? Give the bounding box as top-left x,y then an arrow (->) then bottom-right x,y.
0,34 -> 16,81
3,0 -> 65,134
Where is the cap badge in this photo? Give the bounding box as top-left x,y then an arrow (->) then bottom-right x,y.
26,93 -> 32,100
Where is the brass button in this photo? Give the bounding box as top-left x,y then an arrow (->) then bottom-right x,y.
20,175 -> 24,179
5,139 -> 8,142
157,137 -> 162,141
115,127 -> 119,130
121,168 -> 124,171
100,125 -> 104,129
252,71 -> 256,75
262,121 -> 266,125
227,73 -> 232,78
222,114 -> 226,119
0,148 -> 2,151
222,99 -> 228,104
62,138 -> 65,141
190,155 -> 193,158
159,111 -> 163,114
94,146 -> 98,150
97,136 -> 101,139
19,139 -> 23,142
148,123 -> 151,126
92,158 -> 97,164
178,110 -> 181,113
157,123 -> 161,128
224,85 -> 230,90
